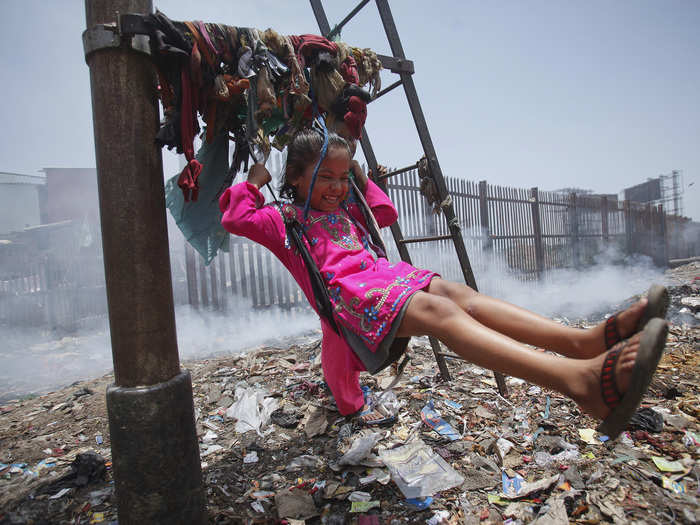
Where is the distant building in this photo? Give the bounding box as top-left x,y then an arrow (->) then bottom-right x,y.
41,168 -> 99,225
0,172 -> 46,235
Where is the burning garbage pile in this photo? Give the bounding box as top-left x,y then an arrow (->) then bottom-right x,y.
1,264 -> 698,524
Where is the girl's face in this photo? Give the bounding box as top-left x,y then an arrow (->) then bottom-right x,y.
293,146 -> 351,212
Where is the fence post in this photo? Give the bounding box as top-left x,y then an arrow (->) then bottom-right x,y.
623,200 -> 633,255
199,256 -> 209,307
209,259 -> 219,310
601,196 -> 609,242
570,193 -> 580,268
529,187 -> 544,276
478,180 -> 491,250
218,248 -> 228,312
185,243 -> 198,309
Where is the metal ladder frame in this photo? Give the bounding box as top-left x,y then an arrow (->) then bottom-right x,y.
310,0 -> 508,396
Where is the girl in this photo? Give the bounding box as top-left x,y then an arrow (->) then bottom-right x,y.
219,129 -> 669,439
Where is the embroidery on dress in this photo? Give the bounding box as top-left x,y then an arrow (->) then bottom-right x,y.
281,203 -> 363,251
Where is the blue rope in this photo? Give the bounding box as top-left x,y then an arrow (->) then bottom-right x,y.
303,90 -> 329,220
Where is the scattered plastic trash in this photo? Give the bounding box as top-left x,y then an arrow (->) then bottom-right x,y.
49,487 -> 71,499
285,455 -> 322,471
405,496 -> 433,510
443,399 -> 462,411
421,400 -> 461,441
350,501 -> 380,512
243,451 -> 259,463
501,473 -> 560,500
578,428 -> 601,445
628,407 -> 664,433
374,389 -> 400,417
270,408 -> 300,428
683,430 -> 699,448
348,490 -> 372,502
226,386 -> 279,436
379,439 -> 464,498
201,444 -> 224,457
661,476 -> 687,494
495,438 -> 515,465
202,430 -> 218,443
427,509 -> 451,525
338,431 -> 381,466
95,433 -> 103,445
652,456 -> 685,472
2,278 -> 698,524
501,471 -> 524,497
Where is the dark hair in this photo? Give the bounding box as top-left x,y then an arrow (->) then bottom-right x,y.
280,129 -> 351,200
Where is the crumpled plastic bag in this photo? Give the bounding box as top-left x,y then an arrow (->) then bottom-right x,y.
628,407 -> 664,433
379,439 -> 464,498
225,386 -> 279,436
338,431 -> 381,466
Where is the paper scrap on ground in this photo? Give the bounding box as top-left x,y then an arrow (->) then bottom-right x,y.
578,428 -> 600,445
421,400 -> 461,441
652,456 -> 685,472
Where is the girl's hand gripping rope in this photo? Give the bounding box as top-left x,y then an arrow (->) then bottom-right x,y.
349,161 -> 387,193
247,163 -> 272,189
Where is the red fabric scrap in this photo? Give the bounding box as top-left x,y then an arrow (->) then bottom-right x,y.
344,95 -> 367,139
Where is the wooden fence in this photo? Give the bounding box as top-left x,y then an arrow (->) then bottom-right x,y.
2,172 -> 698,328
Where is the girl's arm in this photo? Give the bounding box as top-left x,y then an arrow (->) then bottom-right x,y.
219,171 -> 287,256
349,161 -> 398,228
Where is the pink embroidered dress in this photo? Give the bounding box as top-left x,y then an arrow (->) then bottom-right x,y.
219,179 -> 436,414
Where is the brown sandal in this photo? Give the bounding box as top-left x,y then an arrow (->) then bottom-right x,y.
598,318 -> 668,439
604,284 -> 669,349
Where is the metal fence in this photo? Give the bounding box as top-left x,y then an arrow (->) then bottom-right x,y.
2,171 -> 698,328
179,170 -> 696,311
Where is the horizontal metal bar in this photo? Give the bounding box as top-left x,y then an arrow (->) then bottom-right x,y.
326,0 -> 371,40
398,234 -> 453,245
490,234 -> 533,240
378,162 -> 419,181
119,13 -> 150,35
377,54 -> 414,74
371,79 -> 403,101
487,196 -> 533,204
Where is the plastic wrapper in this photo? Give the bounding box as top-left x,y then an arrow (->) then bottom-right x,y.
378,439 -> 464,498
225,386 -> 279,435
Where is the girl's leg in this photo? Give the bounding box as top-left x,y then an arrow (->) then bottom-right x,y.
426,278 -> 648,359
396,291 -> 640,420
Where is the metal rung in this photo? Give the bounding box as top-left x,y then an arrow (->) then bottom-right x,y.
377,162 -> 419,182
372,79 -> 403,101
326,0 -> 371,40
377,54 -> 414,74
398,234 -> 453,245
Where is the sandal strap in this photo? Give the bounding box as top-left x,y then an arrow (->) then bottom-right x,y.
604,314 -> 622,349
600,343 -> 625,409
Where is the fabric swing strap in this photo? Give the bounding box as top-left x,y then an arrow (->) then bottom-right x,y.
302,92 -> 329,220
284,215 -> 340,335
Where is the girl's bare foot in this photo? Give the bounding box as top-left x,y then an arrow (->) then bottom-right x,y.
571,332 -> 641,420
584,298 -> 648,358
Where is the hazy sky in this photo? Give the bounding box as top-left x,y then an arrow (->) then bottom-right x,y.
2,1 -> 698,219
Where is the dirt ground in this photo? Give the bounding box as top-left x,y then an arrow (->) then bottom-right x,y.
1,264 -> 698,525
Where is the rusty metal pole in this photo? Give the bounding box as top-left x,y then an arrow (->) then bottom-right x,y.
84,1 -> 206,523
